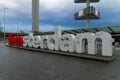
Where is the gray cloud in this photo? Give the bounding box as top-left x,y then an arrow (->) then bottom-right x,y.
0,0 -> 120,32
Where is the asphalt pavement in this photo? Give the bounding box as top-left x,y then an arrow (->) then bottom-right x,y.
0,45 -> 120,80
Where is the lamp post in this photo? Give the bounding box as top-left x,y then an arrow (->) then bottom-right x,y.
4,7 -> 7,45
86,0 -> 90,28
17,10 -> 19,35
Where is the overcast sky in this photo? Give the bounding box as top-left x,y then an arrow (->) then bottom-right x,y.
0,0 -> 120,32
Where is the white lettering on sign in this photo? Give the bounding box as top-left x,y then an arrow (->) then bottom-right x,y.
23,26 -> 113,56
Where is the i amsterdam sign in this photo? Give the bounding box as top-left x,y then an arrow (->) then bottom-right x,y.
8,27 -> 113,57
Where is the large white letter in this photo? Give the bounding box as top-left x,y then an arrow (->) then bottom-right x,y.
23,36 -> 29,47
47,26 -> 61,50
76,33 -> 95,55
28,33 -> 34,48
47,35 -> 56,50
40,35 -> 49,49
95,31 -> 113,56
60,34 -> 76,52
54,26 -> 61,50
33,36 -> 41,48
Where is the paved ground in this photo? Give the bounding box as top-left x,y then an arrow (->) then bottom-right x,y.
0,45 -> 120,80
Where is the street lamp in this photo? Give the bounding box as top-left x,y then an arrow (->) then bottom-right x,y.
4,7 -> 7,45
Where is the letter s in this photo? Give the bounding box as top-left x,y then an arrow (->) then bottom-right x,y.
23,36 -> 29,47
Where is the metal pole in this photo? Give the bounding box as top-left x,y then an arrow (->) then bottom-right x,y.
4,7 -> 7,45
86,0 -> 90,28
86,18 -> 90,28
0,22 -> 2,32
17,10 -> 19,35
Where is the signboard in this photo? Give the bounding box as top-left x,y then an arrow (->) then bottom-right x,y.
74,0 -> 99,3
8,27 -> 113,57
74,6 -> 100,20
